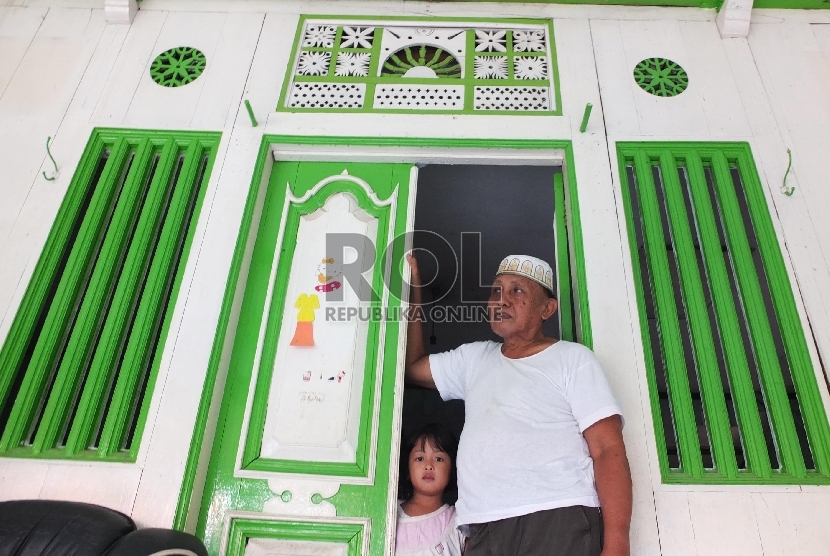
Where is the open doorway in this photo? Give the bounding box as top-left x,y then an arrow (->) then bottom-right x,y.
191,141 -> 588,555
401,163 -> 567,502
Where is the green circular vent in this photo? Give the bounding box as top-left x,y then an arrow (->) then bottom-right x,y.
633,58 -> 688,97
150,47 -> 206,87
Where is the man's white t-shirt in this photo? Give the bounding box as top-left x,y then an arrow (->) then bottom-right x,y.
430,340 -> 623,527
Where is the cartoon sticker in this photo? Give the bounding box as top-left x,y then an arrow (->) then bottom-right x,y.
291,293 -> 319,346
315,257 -> 343,293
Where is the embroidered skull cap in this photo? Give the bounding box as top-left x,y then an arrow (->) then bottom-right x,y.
496,255 -> 554,294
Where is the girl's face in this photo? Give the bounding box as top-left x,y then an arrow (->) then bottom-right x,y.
408,437 -> 451,497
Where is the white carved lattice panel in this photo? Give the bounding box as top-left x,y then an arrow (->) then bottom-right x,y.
260,192 -> 377,463
473,86 -> 550,111
378,27 -> 467,78
287,83 -> 366,109
373,85 -> 464,110
513,56 -> 549,80
282,19 -> 560,113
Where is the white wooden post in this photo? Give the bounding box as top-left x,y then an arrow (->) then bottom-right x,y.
717,0 -> 754,38
105,0 -> 137,24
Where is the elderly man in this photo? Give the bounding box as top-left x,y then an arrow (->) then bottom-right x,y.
405,254 -> 631,556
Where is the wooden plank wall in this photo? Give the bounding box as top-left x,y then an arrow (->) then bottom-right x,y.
0,5 -> 268,526
0,2 -> 828,554
593,13 -> 830,556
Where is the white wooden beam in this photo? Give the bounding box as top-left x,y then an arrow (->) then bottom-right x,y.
717,0 -> 754,38
105,0 -> 137,24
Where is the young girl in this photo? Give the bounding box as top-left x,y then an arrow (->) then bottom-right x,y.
396,424 -> 465,556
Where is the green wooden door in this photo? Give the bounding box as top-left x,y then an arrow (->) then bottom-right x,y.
196,160 -> 414,556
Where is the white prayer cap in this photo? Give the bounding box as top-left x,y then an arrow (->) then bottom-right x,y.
496,255 -> 554,295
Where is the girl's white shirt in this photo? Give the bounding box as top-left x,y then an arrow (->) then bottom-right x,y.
395,503 -> 465,556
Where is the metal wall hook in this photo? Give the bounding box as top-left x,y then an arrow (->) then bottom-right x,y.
42,136 -> 59,181
781,148 -> 795,196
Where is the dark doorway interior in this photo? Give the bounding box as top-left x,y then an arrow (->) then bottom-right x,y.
401,163 -> 563,501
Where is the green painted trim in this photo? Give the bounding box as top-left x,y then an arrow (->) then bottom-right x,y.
579,103 -> 593,133
189,154 -> 296,543
250,135 -> 574,151
733,149 -> 830,476
657,150 -> 737,477
277,16 -> 304,118
616,141 -> 830,485
683,151 -> 770,478
278,15 -> 562,116
663,470 -> 830,485
464,28 -> 477,110
0,138 -> 133,452
148,0 -> 826,9
632,148 -> 705,478
173,138 -> 271,531
100,140 -> 199,456
443,0 -> 720,5
193,158 -> 413,556
0,133 -> 105,425
273,13 -> 678,24
563,143 -> 592,349
66,138 -> 180,456
181,135 -> 594,552
412,0 -> 829,7
226,518 -> 363,556
329,26 -> 345,78
546,19 -> 563,117
244,100 -> 258,128
616,148 -> 673,479
31,138 -> 157,455
363,27 -> 385,111
124,134 -> 221,461
754,0 -> 830,8
239,178 -> 395,477
284,107 -> 555,116
0,128 -> 221,462
553,172 -> 573,343
709,150 -> 804,477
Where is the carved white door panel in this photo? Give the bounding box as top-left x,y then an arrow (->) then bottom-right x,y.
259,192 -> 379,464
197,161 -> 415,556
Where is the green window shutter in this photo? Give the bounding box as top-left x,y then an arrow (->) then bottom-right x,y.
0,128 -> 221,462
618,142 -> 830,484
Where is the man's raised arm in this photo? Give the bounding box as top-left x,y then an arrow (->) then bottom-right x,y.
405,255 -> 436,390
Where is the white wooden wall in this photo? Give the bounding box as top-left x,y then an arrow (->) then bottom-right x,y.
0,1 -> 829,554
592,12 -> 830,556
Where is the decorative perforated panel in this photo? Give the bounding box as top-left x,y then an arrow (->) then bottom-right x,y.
150,47 -> 206,87
373,85 -> 464,110
287,83 -> 367,109
473,86 -> 550,111
633,58 -> 689,97
279,17 -> 560,114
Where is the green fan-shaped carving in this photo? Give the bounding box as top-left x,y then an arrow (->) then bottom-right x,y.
633,57 -> 689,97
381,45 -> 462,78
150,47 -> 207,88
